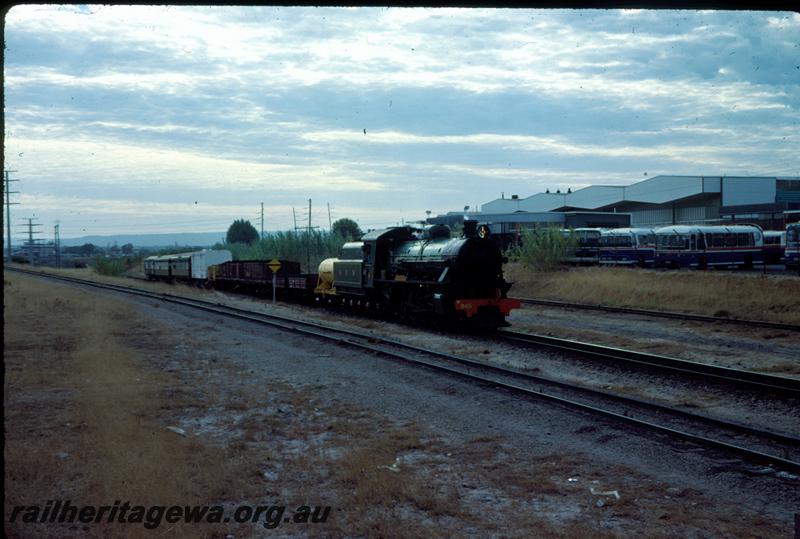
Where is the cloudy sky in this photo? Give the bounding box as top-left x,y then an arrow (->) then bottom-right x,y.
4,6 -> 799,239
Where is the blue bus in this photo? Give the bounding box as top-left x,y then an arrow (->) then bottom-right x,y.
561,228 -> 602,265
762,231 -> 785,265
786,223 -> 800,269
598,228 -> 656,267
655,225 -> 764,269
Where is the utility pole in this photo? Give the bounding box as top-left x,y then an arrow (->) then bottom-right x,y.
260,202 -> 264,239
292,207 -> 298,233
54,223 -> 61,268
21,217 -> 43,266
327,202 -> 332,232
307,198 -> 312,273
4,170 -> 20,262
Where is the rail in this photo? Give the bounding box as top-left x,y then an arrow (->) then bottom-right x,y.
516,297 -> 800,332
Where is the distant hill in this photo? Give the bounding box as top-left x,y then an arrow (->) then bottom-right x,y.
60,232 -> 227,248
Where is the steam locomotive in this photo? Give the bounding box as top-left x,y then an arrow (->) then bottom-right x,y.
314,221 -> 520,327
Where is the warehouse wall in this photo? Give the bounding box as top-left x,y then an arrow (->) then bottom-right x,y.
722,177 -> 776,206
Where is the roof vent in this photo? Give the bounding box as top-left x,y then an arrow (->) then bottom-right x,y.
511,194 -> 519,200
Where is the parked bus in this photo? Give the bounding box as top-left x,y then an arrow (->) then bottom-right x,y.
654,225 -> 763,269
561,228 -> 602,265
762,231 -> 786,265
786,223 -> 800,269
598,228 -> 656,267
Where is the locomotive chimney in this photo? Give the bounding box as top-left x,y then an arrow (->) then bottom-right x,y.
463,219 -> 478,238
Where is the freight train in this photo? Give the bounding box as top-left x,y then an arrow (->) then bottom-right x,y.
143,221 -> 521,328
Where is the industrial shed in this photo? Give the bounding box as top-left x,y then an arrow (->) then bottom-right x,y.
477,176 -> 800,230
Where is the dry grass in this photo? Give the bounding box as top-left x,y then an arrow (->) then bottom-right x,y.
4,274 -> 253,537
506,263 -> 800,324
8,263 -> 216,299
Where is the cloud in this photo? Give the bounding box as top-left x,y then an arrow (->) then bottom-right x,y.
299,128 -> 794,168
6,137 -> 388,192
4,6 -> 799,236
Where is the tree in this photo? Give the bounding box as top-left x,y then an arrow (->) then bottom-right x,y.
226,219 -> 259,245
332,218 -> 362,240
121,243 -> 134,254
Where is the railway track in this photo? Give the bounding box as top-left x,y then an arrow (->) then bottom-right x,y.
517,297 -> 800,332
495,330 -> 800,397
7,266 -> 800,476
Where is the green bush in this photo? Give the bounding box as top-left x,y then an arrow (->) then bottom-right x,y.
91,255 -> 128,276
506,227 -> 578,271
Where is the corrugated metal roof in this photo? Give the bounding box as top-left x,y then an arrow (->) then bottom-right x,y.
481,175 -> 747,212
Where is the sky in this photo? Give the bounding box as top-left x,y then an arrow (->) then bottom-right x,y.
3,6 -> 800,239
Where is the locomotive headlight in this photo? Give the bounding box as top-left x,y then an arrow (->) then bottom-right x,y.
477,224 -> 490,239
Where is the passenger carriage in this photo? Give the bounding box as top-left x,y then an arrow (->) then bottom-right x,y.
786,223 -> 800,269
654,225 -> 764,269
143,249 -> 232,281
598,228 -> 656,267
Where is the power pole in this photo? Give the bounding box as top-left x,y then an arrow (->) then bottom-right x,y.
21,217 -> 43,266
307,198 -> 312,273
4,170 -> 20,262
327,202 -> 332,232
260,202 -> 264,239
54,223 -> 61,268
292,207 -> 298,233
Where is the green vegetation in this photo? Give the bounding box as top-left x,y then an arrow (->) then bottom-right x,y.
215,229 -> 352,272
150,246 -> 208,256
226,219 -> 259,245
91,255 -> 135,276
331,218 -> 363,241
505,227 -> 578,271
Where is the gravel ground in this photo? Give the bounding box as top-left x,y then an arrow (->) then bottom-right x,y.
53,278 -> 800,537
179,289 -> 799,439
507,305 -> 800,375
